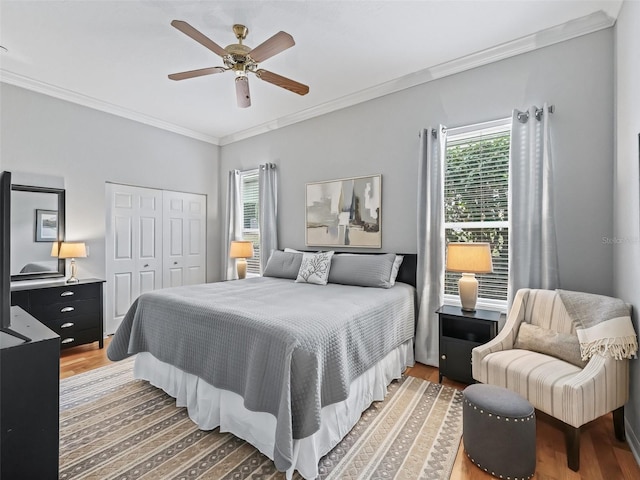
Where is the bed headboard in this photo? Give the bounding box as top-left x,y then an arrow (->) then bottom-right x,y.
395,253 -> 417,288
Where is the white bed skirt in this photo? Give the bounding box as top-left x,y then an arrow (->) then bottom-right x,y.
134,339 -> 414,479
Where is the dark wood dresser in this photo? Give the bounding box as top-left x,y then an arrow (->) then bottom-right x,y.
1,306 -> 60,479
11,278 -> 105,349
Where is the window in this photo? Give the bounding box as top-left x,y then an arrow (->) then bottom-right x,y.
444,119 -> 510,308
240,169 -> 260,275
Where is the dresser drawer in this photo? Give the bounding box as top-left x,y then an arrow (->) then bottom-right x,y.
58,328 -> 102,349
28,283 -> 101,306
37,313 -> 100,335
30,299 -> 100,322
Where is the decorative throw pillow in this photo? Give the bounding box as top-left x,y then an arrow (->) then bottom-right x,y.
295,251 -> 334,285
263,250 -> 303,279
328,253 -> 396,288
389,255 -> 404,286
514,322 -> 588,368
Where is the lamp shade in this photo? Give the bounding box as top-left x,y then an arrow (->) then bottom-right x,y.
58,242 -> 87,259
446,242 -> 493,273
229,240 -> 254,259
50,241 -> 60,257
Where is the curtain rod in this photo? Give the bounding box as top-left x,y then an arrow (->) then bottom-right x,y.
422,104 -> 554,137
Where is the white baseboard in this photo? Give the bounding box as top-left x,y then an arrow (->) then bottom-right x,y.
625,418 -> 640,468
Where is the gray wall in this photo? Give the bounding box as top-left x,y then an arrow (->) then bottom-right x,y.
221,29 -> 615,296
0,84 -> 222,283
614,0 -> 640,462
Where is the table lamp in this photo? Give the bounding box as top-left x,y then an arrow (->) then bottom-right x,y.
446,242 -> 493,311
229,240 -> 254,279
58,242 -> 87,283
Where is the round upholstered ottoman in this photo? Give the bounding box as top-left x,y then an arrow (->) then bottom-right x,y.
463,384 -> 536,480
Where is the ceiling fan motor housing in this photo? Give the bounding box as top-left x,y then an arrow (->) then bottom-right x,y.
224,44 -> 255,71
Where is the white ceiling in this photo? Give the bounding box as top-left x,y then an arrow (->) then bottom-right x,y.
0,1 -> 623,146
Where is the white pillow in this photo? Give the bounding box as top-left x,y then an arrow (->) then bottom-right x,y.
295,251 -> 334,285
389,255 -> 404,286
284,247 -> 304,253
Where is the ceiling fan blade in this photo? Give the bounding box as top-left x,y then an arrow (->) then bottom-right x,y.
249,31 -> 295,63
171,20 -> 228,57
256,69 -> 309,96
235,76 -> 251,108
168,67 -> 226,81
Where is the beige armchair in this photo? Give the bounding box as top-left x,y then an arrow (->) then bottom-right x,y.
472,288 -> 630,471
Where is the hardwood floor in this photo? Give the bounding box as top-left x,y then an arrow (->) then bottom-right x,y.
61,339 -> 640,480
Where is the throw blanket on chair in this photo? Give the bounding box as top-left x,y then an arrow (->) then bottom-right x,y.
557,289 -> 638,360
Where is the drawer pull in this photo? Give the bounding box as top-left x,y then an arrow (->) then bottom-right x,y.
61,338 -> 75,344
61,322 -> 75,328
60,291 -> 75,297
441,354 -> 446,360
144,264 -> 149,268
60,306 -> 75,313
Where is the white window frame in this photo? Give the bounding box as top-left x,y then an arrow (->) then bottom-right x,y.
443,118 -> 511,313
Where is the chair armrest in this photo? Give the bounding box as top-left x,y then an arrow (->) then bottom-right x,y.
472,288 -> 530,379
562,354 -> 629,427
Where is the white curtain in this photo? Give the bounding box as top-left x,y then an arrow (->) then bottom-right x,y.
508,103 -> 559,305
415,126 -> 447,366
258,163 -> 278,272
224,169 -> 242,280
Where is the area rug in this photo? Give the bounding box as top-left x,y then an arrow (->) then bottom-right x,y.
59,358 -> 463,480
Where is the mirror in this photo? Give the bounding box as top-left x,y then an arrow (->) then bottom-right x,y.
10,184 -> 66,281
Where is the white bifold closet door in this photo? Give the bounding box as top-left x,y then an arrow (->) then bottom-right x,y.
162,191 -> 206,288
105,183 -> 206,334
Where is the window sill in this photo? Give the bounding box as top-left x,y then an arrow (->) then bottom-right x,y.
443,294 -> 507,314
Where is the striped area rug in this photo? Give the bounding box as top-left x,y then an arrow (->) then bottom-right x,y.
59,359 -> 463,480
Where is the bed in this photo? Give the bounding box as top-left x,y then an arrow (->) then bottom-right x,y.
108,252 -> 417,479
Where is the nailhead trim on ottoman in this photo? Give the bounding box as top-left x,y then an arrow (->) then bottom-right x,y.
463,384 -> 536,480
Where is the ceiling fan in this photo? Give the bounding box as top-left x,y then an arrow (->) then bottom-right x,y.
168,20 -> 309,108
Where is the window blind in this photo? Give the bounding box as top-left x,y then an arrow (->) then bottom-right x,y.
444,125 -> 510,301
241,171 -> 260,274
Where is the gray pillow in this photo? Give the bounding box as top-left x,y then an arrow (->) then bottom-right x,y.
328,253 -> 396,288
263,250 -> 302,279
514,322 -> 588,368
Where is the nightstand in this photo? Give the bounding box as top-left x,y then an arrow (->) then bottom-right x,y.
437,305 -> 504,384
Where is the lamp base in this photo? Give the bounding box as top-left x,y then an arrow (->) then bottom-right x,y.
236,258 -> 247,280
66,258 -> 80,283
458,273 -> 478,312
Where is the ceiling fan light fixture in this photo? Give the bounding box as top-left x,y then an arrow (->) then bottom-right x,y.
235,75 -> 251,108
169,20 -> 309,108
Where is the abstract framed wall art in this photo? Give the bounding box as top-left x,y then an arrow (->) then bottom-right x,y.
306,174 -> 381,248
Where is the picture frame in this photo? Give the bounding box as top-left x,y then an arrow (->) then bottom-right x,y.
35,209 -> 58,242
306,174 -> 381,248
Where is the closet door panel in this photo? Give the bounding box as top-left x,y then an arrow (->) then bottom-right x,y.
106,184 -> 162,334
163,191 -> 206,287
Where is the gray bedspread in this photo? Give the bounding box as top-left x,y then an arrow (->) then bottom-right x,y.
108,277 -> 415,471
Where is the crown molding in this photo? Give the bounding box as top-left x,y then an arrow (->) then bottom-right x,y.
219,10 -> 615,146
1,10 -> 614,148
0,70 -> 221,146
